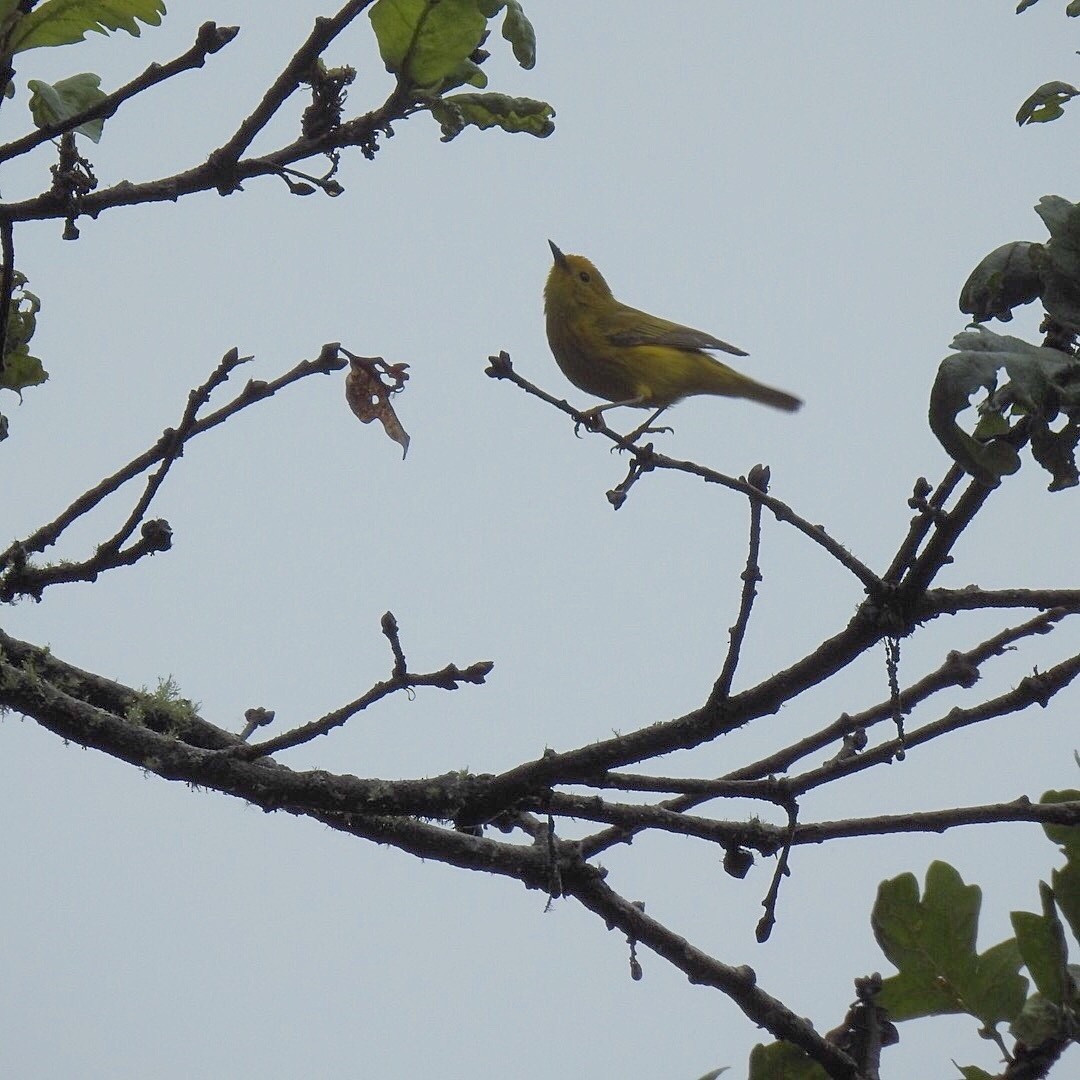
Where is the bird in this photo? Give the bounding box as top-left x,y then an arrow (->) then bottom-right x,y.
543,240 -> 801,437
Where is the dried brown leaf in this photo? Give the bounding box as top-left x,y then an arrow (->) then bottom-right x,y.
344,352 -> 410,458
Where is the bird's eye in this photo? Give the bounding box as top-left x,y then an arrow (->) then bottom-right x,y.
578,271 -> 591,283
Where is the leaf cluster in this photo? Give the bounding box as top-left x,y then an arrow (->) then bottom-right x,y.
753,798 -> 1080,1078
932,197 -> 1080,489
368,0 -> 554,140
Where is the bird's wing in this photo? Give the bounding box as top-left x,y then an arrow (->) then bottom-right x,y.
602,303 -> 748,357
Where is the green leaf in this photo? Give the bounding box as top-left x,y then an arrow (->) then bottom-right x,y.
501,1 -> 535,69
956,1068 -> 995,1080
874,862 -> 1025,1025
1011,883 -> 1070,1004
1,348 -> 47,395
873,862 -> 979,1017
438,55 -> 487,92
1052,859 -> 1080,947
7,0 -> 165,53
369,0 -> 487,91
929,326 -> 1080,486
959,241 -> 1042,324
430,91 -> 554,141
1,270 -> 46,395
1016,82 -> 1079,126
964,938 -> 1028,1026
747,1041 -> 829,1080
27,73 -> 105,141
1033,196 -> 1080,332
1016,0 -> 1041,10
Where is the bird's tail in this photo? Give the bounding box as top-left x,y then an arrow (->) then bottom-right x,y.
741,379 -> 802,412
694,357 -> 802,412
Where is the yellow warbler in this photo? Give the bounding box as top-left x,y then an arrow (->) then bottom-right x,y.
544,241 -> 801,429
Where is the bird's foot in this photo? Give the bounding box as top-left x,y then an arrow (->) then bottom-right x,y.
625,420 -> 674,444
573,406 -> 609,437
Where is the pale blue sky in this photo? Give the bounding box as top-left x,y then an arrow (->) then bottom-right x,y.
4,3 -> 1080,1078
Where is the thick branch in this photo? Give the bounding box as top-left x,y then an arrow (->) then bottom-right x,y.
575,609 -> 1067,858
0,630 -> 498,820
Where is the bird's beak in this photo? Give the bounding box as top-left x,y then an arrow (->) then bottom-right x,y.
548,239 -> 568,268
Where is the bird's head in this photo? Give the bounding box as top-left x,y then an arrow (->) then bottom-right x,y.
545,240 -> 615,313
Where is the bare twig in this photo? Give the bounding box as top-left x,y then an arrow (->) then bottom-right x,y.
544,791 -> 788,849
710,463 -> 769,708
896,471 -> 999,597
99,348 -> 250,559
728,609 -> 1069,784
381,610 -> 407,677
234,614 -> 493,759
918,587 -> 1080,617
793,796 -> 1080,846
574,609 -> 1069,859
786,647 -> 1080,797
0,215 -> 12,378
756,806 -> 798,942
564,871 -> 860,1079
882,467 -> 963,584
1,518 -> 173,598
0,344 -> 345,584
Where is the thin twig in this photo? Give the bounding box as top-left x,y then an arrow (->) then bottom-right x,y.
723,608 -> 1068,783
0,344 -> 345,575
710,464 -> 769,708
792,796 -> 1080,846
882,467 -> 963,583
0,23 -> 239,165
381,610 -> 407,677
98,348 -> 250,558
544,791 -> 789,849
1,518 -> 173,598
897,471 -> 999,597
581,771 -> 791,798
564,871 -> 860,1079
487,352 -> 881,591
785,647 -> 1080,796
918,587 -> 1080,617
756,805 -> 798,942
0,215 -> 12,378
234,615 -> 492,759
210,0 -> 374,169
574,609 -> 1069,859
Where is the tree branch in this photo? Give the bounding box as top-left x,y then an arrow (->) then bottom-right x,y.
209,0 -> 376,169
0,22 -> 239,165
0,344 -> 346,597
486,351 -> 882,591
